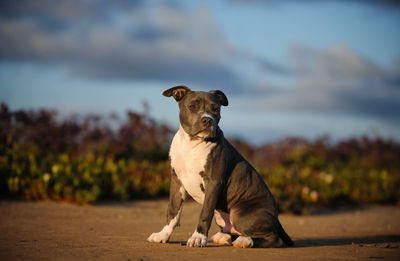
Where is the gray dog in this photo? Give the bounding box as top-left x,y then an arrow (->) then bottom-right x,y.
147,86 -> 294,248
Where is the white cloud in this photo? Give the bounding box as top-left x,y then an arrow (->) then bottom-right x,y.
1,0 -> 399,142
245,44 -> 400,122
0,1 -> 241,89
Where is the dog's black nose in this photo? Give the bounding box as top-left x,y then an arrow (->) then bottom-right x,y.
201,117 -> 213,127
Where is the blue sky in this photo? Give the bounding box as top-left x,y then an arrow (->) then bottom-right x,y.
1,0 -> 399,143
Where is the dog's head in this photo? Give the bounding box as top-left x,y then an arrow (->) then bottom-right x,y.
163,85 -> 228,141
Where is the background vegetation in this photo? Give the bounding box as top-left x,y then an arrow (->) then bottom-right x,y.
1,103 -> 399,213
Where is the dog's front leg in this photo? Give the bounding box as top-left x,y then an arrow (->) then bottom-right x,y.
147,169 -> 186,243
187,181 -> 222,247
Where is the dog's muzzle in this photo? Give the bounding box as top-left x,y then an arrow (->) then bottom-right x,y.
195,115 -> 216,140
201,116 -> 214,128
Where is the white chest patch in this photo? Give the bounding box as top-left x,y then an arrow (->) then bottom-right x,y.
169,126 -> 216,204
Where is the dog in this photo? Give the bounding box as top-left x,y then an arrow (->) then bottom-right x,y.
147,86 -> 294,248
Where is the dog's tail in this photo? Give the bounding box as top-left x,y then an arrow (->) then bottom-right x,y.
276,219 -> 294,247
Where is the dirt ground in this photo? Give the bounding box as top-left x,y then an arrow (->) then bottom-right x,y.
0,200 -> 399,261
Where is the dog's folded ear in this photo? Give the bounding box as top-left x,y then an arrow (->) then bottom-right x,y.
163,86 -> 192,102
209,90 -> 228,106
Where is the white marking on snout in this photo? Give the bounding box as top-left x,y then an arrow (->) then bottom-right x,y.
201,112 -> 216,125
169,126 -> 216,204
198,112 -> 217,138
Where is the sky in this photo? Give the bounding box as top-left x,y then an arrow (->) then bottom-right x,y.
1,0 -> 399,144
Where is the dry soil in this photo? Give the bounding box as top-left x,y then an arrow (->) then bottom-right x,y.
1,200 -> 399,260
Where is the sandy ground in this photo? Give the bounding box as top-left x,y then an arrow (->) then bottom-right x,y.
0,200 -> 399,261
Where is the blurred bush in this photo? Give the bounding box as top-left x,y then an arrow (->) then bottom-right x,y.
0,103 -> 172,204
1,103 -> 399,213
231,136 -> 400,213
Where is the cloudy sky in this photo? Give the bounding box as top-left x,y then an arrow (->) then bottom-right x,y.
1,0 -> 399,143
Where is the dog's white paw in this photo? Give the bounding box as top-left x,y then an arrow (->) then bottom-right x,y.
147,227 -> 170,243
211,232 -> 232,245
233,236 -> 254,248
187,231 -> 207,247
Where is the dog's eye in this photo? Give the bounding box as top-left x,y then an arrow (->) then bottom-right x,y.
189,104 -> 197,111
212,106 -> 220,113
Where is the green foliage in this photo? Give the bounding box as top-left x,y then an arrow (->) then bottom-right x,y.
1,144 -> 171,203
1,103 -> 399,213
0,103 -> 171,204
240,137 -> 400,214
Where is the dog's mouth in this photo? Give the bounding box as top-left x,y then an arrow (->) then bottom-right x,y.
192,127 -> 216,141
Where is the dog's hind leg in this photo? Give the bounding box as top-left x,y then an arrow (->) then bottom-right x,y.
253,232 -> 283,248
211,210 -> 232,245
229,200 -> 289,248
211,232 -> 232,245
232,236 -> 254,248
